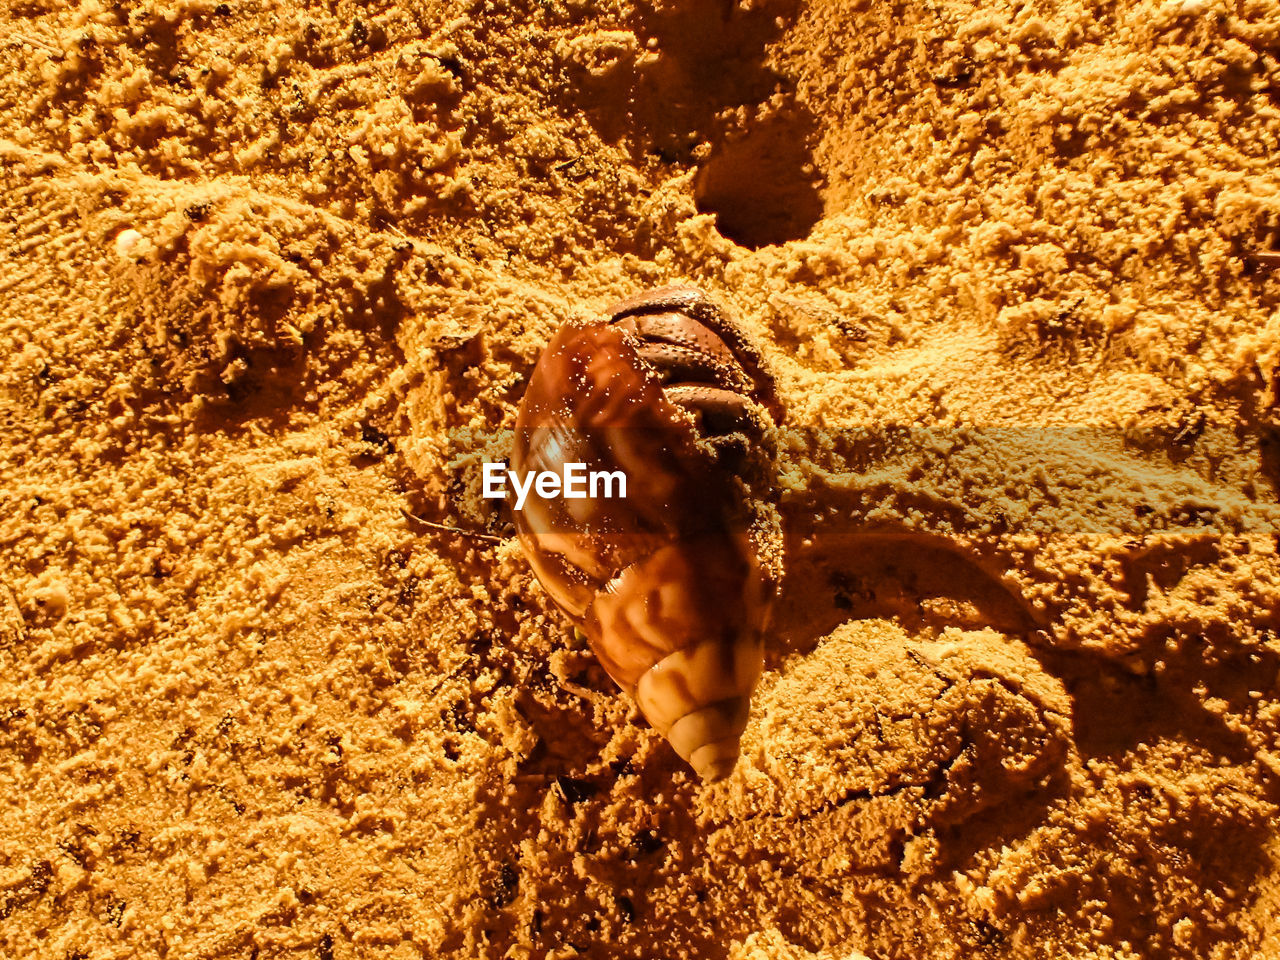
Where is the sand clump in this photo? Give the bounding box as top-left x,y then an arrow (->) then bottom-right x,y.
2,0 -> 1280,957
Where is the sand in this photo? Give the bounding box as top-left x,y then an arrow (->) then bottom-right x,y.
2,0 -> 1279,956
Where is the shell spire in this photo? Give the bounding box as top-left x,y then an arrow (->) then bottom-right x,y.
512,286 -> 782,780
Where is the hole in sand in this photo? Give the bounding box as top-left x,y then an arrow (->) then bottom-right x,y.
694,112 -> 823,249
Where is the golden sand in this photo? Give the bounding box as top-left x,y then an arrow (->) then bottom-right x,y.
2,0 -> 1279,956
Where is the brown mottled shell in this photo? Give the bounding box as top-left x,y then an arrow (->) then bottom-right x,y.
512,285 -> 782,781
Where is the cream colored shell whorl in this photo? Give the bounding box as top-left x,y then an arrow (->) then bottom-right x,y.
512,286 -> 782,781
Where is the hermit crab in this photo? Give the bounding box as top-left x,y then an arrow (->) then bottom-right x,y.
511,286 -> 783,781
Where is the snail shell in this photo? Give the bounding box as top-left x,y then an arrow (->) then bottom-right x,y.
512,286 -> 782,781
